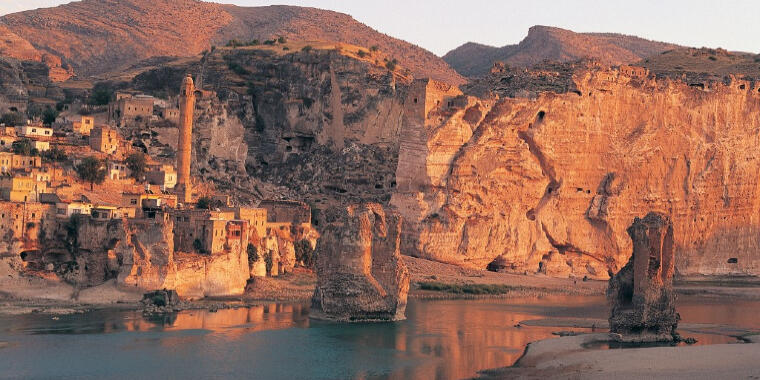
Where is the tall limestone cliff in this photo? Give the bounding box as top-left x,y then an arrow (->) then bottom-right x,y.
392,68 -> 760,280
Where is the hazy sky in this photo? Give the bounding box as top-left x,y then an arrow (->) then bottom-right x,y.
2,0 -> 759,56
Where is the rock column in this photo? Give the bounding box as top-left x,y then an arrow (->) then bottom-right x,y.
608,212 -> 678,342
311,203 -> 410,322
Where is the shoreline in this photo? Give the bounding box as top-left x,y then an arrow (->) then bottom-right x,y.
477,333 -> 760,379
1,256 -> 759,315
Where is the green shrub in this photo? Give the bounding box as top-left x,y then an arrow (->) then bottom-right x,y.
227,61 -> 249,76
357,50 -> 367,58
192,238 -> 205,253
41,146 -> 67,162
385,59 -> 397,71
12,139 -> 37,156
196,197 -> 211,210
264,251 -> 273,274
301,45 -> 312,52
0,112 -> 26,126
294,239 -> 314,267
417,281 -> 515,295
277,36 -> 287,44
75,156 -> 107,190
89,82 -> 114,105
247,243 -> 259,264
125,152 -> 146,180
369,45 -> 379,52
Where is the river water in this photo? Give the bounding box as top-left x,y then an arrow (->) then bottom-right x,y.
1,295 -> 758,380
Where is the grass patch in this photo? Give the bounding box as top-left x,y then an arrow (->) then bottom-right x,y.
417,281 -> 514,295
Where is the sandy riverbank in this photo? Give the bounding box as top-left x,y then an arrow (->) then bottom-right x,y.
477,333 -> 760,379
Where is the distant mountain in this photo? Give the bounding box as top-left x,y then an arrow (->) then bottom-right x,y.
444,25 -> 679,77
1,0 -> 464,84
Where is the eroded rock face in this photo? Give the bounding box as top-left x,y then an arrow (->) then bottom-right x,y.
311,203 -> 409,322
392,68 -> 760,279
608,212 -> 678,342
41,214 -> 250,300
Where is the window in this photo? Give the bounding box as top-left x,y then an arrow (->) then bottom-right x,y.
130,199 -> 137,205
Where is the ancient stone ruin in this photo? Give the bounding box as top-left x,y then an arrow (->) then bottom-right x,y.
608,212 -> 678,342
311,203 -> 410,322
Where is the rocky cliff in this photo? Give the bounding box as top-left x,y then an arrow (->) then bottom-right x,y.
392,68 -> 760,280
444,26 -> 678,77
2,0 -> 463,84
136,45 -> 407,208
35,215 -> 250,299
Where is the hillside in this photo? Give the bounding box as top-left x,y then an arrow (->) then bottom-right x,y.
638,47 -> 760,82
443,25 -> 679,77
1,0 -> 464,85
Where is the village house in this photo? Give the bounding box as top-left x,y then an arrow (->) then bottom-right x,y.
89,126 -> 120,154
0,174 -> 47,202
162,107 -> 180,124
55,201 -> 92,218
72,116 -> 95,135
144,164 -> 177,189
122,191 -> 174,218
0,134 -> 16,148
0,201 -> 55,243
0,126 -> 16,136
18,125 -> 53,139
258,200 -> 311,233
171,209 -> 249,255
107,161 -> 131,181
619,65 -> 649,79
32,140 -> 50,152
91,205 -> 136,220
227,206 -> 268,240
116,94 -> 155,121
0,153 -> 42,173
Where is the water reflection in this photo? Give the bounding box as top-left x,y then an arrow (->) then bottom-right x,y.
0,295 -> 758,380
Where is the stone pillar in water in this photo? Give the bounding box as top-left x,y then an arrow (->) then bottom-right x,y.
311,203 -> 410,322
607,212 -> 678,342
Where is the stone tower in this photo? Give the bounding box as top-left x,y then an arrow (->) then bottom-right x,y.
176,74 -> 196,204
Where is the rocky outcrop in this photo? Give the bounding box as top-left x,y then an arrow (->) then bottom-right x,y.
311,203 -> 409,322
608,213 -> 678,342
392,67 -> 760,280
40,214 -> 250,300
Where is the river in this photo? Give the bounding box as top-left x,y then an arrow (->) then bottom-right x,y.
1,295 -> 758,380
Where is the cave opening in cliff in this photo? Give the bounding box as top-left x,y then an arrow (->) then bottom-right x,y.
536,110 -> 546,122
728,257 -> 738,264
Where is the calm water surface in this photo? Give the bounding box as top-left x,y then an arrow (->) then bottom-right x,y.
0,295 -> 757,380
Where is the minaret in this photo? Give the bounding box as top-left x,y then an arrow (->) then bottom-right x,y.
176,74 -> 196,204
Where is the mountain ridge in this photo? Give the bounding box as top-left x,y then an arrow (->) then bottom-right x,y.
1,0 -> 465,84
444,25 -> 680,77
